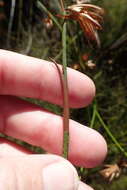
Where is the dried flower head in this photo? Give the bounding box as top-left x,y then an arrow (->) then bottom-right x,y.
59,3 -> 104,46
100,164 -> 121,182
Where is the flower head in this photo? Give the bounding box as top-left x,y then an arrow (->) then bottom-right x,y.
100,164 -> 121,182
59,3 -> 104,46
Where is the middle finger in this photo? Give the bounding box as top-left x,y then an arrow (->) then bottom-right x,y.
0,95 -> 107,168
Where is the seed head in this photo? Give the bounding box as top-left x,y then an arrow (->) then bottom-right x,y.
100,164 -> 121,182
59,3 -> 104,46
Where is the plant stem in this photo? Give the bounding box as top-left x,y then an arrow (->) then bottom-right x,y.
90,103 -> 96,128
49,0 -> 69,158
62,22 -> 69,158
62,23 -> 69,131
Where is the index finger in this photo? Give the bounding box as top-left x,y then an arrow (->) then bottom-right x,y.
0,50 -> 95,108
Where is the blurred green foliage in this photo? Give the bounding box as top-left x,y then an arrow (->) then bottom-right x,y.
0,0 -> 127,189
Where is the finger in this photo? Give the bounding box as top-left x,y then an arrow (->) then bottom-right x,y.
0,49 -> 95,108
78,182 -> 94,190
0,96 -> 107,167
0,154 -> 79,190
0,140 -> 94,190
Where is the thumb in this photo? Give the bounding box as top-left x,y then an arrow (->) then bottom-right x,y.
0,154 -> 80,190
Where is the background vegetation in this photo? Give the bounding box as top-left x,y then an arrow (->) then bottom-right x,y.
0,0 -> 127,189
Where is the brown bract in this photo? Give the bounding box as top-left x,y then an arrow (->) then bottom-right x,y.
100,164 -> 121,182
58,3 -> 104,46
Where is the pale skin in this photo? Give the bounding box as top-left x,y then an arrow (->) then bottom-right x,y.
0,50 -> 107,190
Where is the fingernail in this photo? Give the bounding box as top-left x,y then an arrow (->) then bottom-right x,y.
42,160 -> 79,190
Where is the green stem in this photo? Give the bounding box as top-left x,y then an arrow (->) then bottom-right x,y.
62,22 -> 69,158
90,103 -> 96,128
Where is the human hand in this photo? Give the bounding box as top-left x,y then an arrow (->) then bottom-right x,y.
0,50 -> 107,190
